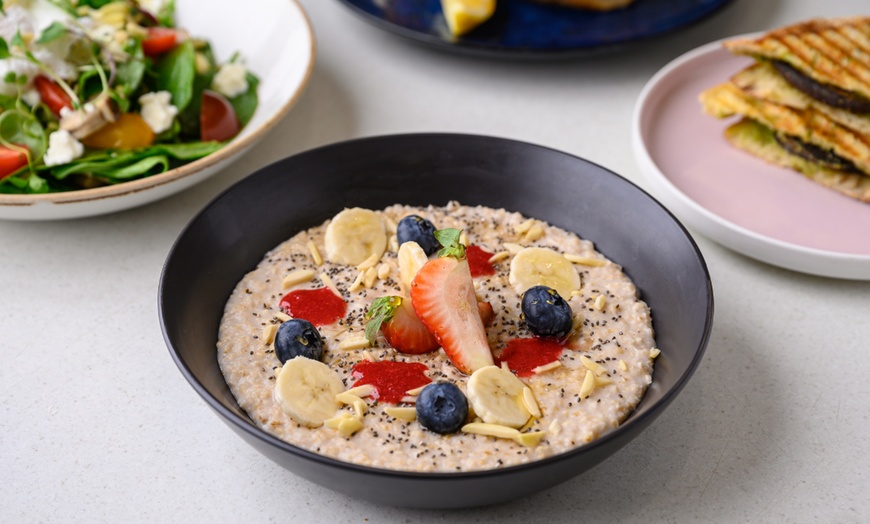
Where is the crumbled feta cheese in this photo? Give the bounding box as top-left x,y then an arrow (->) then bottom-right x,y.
211,62 -> 248,98
138,90 -> 178,134
43,129 -> 84,167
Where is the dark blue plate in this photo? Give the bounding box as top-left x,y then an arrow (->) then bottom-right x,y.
337,0 -> 732,57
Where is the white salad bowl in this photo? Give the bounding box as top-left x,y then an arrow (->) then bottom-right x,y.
0,0 -> 314,220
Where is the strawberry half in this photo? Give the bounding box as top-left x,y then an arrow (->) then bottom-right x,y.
365,296 -> 439,354
410,256 -> 495,374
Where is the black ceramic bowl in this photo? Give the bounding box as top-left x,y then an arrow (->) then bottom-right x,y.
159,133 -> 713,508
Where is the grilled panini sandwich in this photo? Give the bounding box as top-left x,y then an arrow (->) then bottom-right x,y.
700,17 -> 870,202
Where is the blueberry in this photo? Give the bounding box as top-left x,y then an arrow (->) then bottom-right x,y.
396,215 -> 439,255
521,285 -> 573,339
274,319 -> 324,363
415,382 -> 468,434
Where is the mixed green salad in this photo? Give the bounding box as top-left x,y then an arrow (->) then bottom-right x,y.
0,0 -> 258,194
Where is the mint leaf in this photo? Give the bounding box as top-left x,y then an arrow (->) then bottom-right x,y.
364,296 -> 402,344
435,228 -> 466,259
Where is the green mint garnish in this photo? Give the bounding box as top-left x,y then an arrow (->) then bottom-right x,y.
364,296 -> 402,344
435,228 -> 466,259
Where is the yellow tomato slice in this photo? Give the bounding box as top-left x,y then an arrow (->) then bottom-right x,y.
81,113 -> 156,150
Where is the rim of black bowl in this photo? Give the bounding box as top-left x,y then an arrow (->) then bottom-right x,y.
159,132 -> 714,480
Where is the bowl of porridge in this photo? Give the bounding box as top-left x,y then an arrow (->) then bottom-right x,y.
159,133 -> 713,508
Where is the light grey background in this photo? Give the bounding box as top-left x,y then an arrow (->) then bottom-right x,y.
3,0 -> 868,522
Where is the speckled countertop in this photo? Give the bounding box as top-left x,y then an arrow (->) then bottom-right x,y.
3,0 -> 868,522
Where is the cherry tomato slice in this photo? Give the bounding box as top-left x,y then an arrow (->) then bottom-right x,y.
0,145 -> 28,180
81,113 -> 155,150
34,75 -> 73,117
200,90 -> 240,142
142,27 -> 179,57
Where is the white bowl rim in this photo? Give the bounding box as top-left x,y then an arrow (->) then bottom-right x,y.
0,0 -> 315,208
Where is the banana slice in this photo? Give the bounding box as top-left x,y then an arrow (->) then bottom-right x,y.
397,241 -> 429,289
324,208 -> 387,266
274,357 -> 344,427
466,365 -> 530,428
508,247 -> 580,299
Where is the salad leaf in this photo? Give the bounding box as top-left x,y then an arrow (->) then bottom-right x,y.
177,44 -> 216,138
77,0 -> 115,8
156,0 -> 177,27
0,110 -> 47,161
115,40 -> 146,98
0,171 -> 49,194
230,73 -> 259,127
0,93 -> 17,110
47,153 -> 169,180
156,40 -> 196,112
37,22 -> 67,44
153,141 -> 223,160
43,141 -> 223,180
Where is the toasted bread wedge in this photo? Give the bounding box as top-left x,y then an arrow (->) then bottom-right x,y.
532,0 -> 633,10
723,17 -> 870,101
700,81 -> 870,174
725,119 -> 870,202
731,62 -> 870,135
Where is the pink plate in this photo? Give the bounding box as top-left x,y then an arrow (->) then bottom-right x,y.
632,37 -> 870,280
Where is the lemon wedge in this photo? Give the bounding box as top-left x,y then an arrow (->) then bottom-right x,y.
440,0 -> 496,36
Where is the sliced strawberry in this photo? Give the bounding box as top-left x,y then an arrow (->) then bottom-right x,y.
477,300 -> 495,327
381,297 -> 440,354
410,257 -> 494,374
365,296 -> 439,354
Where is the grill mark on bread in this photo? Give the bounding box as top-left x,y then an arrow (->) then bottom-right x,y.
725,17 -> 870,100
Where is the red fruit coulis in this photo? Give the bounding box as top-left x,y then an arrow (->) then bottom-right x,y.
351,361 -> 431,404
497,338 -> 565,377
279,288 -> 346,326
466,245 -> 496,277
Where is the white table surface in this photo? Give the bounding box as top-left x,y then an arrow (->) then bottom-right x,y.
3,0 -> 869,522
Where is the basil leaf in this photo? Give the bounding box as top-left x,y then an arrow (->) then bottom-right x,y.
229,73 -> 259,127
0,38 -> 9,60
156,40 -> 196,112
36,22 -> 67,44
